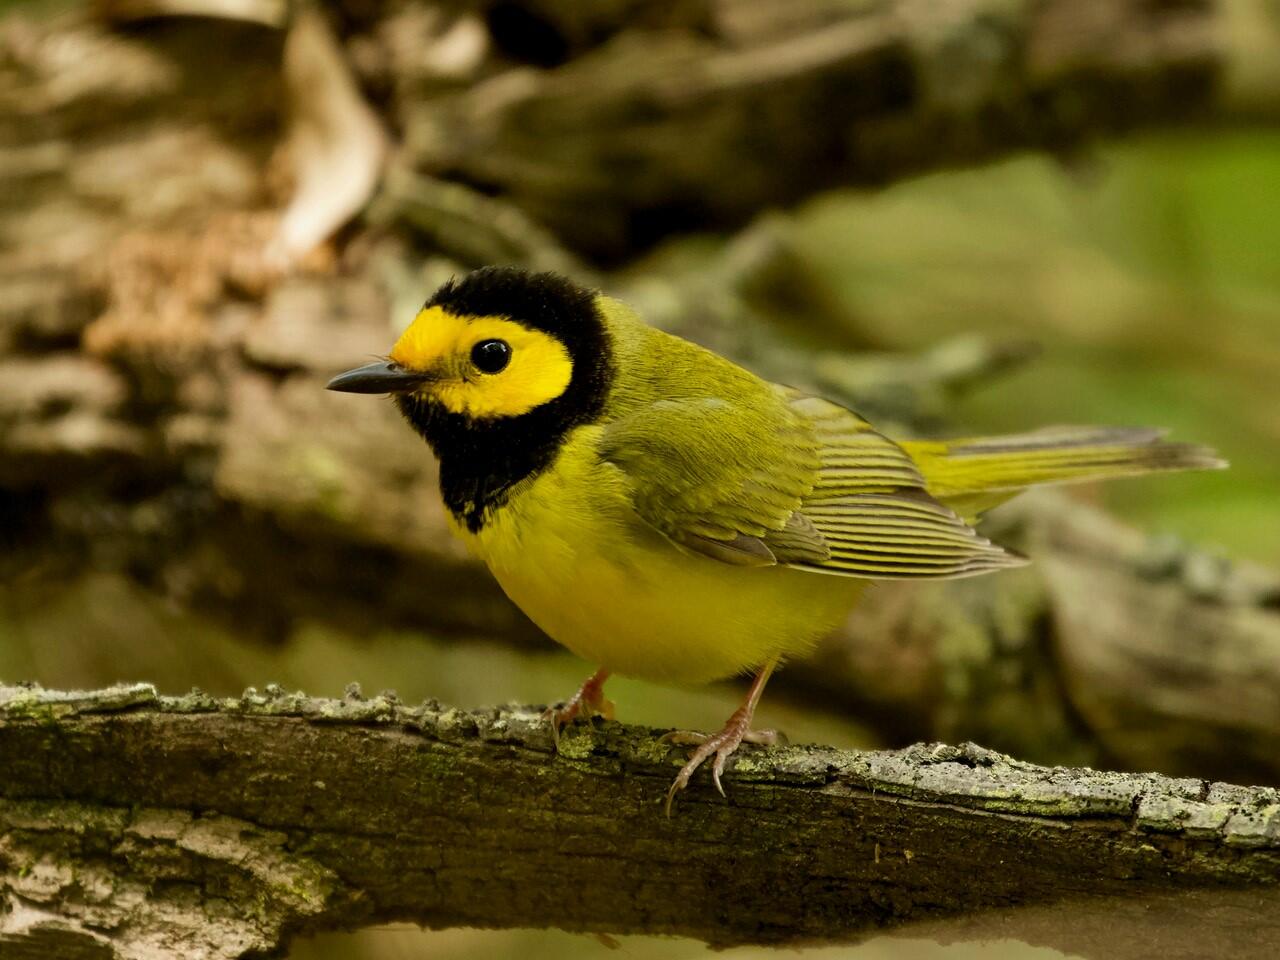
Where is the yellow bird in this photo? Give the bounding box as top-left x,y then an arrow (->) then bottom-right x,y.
327,267 -> 1224,812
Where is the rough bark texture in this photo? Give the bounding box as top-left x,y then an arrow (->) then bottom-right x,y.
406,0 -> 1246,259
2,684 -> 1280,960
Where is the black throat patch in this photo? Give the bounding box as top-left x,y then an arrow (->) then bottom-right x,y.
395,268 -> 614,532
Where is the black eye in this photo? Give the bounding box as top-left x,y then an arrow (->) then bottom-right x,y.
470,338 -> 511,373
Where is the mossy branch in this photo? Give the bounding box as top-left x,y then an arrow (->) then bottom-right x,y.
3,684 -> 1280,960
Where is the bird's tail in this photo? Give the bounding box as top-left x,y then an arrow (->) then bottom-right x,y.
901,426 -> 1226,521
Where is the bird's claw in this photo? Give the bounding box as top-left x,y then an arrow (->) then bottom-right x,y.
544,669 -> 613,750
663,718 -> 780,816
661,728 -> 780,747
544,697 -> 614,749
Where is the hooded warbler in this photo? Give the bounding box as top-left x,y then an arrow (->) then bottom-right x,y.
327,266 -> 1224,813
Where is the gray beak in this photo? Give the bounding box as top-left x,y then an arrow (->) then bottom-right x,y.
325,360 -> 431,395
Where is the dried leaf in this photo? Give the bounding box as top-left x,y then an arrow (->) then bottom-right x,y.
269,7 -> 387,267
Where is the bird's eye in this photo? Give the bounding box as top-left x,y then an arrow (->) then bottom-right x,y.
470,338 -> 511,374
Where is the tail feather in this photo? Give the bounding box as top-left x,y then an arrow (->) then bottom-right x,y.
901,426 -> 1226,521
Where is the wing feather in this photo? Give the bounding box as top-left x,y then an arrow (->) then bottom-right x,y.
600,388 -> 1024,580
599,395 -> 817,564
778,394 -> 1026,579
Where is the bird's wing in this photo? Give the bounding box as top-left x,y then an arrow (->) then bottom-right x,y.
784,393 -> 1025,578
599,390 -> 1026,578
597,395 -> 821,566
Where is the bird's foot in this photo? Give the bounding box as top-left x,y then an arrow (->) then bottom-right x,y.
544,668 -> 613,749
662,711 -> 780,816
661,660 -> 781,816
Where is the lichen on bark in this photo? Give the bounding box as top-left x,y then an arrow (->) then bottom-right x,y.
3,684 -> 1280,959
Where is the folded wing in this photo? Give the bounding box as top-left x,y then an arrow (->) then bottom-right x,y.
600,390 -> 1025,579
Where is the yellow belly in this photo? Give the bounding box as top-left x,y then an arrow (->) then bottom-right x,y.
453,428 -> 865,685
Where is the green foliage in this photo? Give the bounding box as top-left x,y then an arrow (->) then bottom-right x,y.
794,132 -> 1280,562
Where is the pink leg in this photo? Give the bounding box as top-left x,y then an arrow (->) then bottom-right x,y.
663,659 -> 779,816
545,667 -> 613,748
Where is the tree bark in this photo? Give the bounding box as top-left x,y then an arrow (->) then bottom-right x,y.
406,0 -> 1265,259
2,683 -> 1280,960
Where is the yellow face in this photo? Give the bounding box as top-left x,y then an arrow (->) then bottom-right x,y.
389,306 -> 574,419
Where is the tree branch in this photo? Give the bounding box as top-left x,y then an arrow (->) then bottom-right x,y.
3,684 -> 1280,960
403,0 -> 1280,258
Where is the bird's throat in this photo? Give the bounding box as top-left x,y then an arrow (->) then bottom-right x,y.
395,393 -> 575,533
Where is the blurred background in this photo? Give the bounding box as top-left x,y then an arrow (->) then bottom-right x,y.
3,0 -> 1280,957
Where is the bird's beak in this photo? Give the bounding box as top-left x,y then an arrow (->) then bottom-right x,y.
325,360 -> 432,395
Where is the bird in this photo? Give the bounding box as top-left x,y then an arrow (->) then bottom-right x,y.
327,266 -> 1225,814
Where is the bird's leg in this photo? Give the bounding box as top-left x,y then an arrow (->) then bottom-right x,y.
663,659 -> 779,816
545,667 -> 613,748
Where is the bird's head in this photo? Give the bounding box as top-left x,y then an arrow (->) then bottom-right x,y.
327,266 -> 609,420
327,267 -> 614,527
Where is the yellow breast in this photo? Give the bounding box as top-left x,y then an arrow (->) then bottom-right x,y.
451,426 -> 864,685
